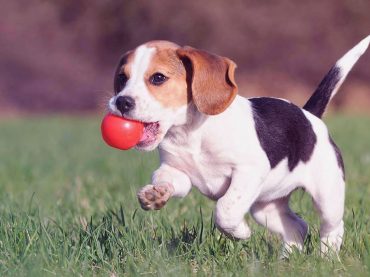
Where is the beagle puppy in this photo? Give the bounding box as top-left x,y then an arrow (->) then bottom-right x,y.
108,36 -> 370,255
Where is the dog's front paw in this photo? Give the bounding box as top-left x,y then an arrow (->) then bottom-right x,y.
137,183 -> 174,210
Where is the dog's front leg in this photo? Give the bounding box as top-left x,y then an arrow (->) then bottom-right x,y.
215,167 -> 264,240
137,163 -> 192,210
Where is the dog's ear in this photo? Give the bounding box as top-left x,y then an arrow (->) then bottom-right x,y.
176,46 -> 238,115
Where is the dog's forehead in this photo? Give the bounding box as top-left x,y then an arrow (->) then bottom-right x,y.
128,45 -> 156,79
120,41 -> 181,77
145,42 -> 184,75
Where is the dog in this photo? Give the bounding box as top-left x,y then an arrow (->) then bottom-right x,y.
108,36 -> 369,255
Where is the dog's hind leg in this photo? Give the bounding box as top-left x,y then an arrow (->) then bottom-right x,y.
310,176 -> 345,256
251,196 -> 308,254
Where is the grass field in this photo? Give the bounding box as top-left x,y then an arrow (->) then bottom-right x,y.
0,114 -> 370,276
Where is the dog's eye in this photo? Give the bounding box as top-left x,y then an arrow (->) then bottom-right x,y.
115,73 -> 128,93
150,73 -> 167,86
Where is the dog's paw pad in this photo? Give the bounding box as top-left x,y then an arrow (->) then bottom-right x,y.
137,184 -> 172,210
144,190 -> 156,201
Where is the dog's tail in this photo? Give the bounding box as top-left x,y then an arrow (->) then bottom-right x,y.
303,35 -> 370,118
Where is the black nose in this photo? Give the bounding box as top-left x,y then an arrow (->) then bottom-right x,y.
115,96 -> 135,115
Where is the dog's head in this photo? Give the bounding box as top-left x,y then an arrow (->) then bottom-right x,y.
108,40 -> 238,151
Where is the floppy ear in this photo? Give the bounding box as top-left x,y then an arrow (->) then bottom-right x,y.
176,46 -> 238,115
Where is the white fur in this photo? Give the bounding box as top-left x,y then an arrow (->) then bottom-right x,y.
330,35 -> 370,100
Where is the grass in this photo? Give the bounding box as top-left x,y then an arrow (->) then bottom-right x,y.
0,114 -> 369,276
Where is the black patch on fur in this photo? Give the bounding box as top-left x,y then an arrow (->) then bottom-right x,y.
303,66 -> 340,118
114,55 -> 128,94
329,136 -> 345,179
114,51 -> 132,94
179,55 -> 194,104
251,97 -> 317,171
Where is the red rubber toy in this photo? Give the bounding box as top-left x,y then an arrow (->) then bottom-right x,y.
101,114 -> 144,150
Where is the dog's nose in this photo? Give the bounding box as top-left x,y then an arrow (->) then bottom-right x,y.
115,96 -> 135,115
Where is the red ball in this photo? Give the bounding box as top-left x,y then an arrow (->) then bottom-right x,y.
101,114 -> 144,150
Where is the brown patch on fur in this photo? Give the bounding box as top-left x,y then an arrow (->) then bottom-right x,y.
144,41 -> 190,108
176,46 -> 238,115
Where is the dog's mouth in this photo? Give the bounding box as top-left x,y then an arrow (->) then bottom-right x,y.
137,122 -> 161,148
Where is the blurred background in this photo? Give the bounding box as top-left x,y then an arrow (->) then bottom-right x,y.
1,0 -> 369,114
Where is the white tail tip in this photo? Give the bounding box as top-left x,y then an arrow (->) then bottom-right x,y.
336,35 -> 370,70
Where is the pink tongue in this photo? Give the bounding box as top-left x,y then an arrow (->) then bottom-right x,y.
139,126 -> 155,142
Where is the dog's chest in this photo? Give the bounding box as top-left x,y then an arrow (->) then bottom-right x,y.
160,141 -> 232,200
